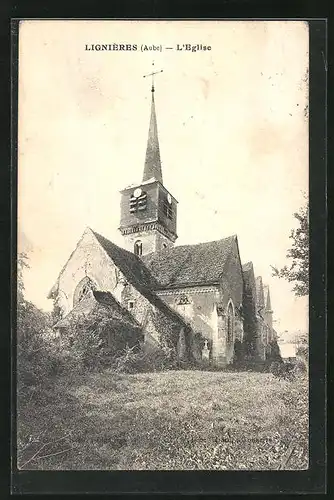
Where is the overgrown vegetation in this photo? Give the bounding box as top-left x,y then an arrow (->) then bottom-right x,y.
271,200 -> 309,296
16,253 -> 309,471
17,370 -> 308,470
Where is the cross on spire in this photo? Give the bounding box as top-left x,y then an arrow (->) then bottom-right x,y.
143,61 -> 163,93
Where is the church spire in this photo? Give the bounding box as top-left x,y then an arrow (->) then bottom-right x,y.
119,64 -> 178,255
143,63 -> 164,184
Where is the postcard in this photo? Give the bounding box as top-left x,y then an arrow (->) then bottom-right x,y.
16,20 -> 310,474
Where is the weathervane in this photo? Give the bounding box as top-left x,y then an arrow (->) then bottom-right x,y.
143,61 -> 163,92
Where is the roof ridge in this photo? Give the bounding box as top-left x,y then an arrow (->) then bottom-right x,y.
92,289 -> 141,327
91,230 -> 187,327
91,229 -> 159,287
143,234 -> 235,259
91,229 -> 134,258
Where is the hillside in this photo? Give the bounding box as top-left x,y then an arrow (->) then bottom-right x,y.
17,370 -> 308,470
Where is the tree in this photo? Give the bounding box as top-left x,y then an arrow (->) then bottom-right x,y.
271,201 -> 309,296
17,252 -> 29,306
17,253 -> 54,385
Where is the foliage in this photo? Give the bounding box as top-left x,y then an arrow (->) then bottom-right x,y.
296,344 -> 309,361
270,361 -> 295,381
17,252 -> 29,304
62,314 -> 115,371
232,339 -> 247,367
267,340 -> 283,363
17,253 -> 55,386
113,339 -> 180,374
271,201 -> 309,296
295,332 -> 309,361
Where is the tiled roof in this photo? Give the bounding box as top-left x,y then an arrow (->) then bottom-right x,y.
92,230 -> 158,289
91,230 -> 187,327
54,290 -> 140,330
142,236 -> 235,288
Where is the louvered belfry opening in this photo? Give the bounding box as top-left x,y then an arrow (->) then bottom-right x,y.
129,191 -> 147,213
162,194 -> 173,220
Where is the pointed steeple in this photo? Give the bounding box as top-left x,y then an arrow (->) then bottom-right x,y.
143,85 -> 163,184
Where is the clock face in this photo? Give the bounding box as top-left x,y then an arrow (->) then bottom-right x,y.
167,193 -> 172,204
133,188 -> 142,198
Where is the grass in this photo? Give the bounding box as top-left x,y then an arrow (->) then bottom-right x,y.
17,369 -> 308,470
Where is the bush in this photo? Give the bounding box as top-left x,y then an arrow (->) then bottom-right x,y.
296,344 -> 309,362
232,339 -> 248,369
293,356 -> 308,377
52,309 -> 144,374
270,361 -> 296,381
17,300 -> 56,387
112,340 -> 181,374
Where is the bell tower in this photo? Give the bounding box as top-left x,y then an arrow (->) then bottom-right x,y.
119,65 -> 178,257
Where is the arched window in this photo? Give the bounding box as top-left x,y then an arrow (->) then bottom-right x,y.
162,243 -> 167,249
134,240 -> 142,256
227,302 -> 234,343
73,276 -> 97,306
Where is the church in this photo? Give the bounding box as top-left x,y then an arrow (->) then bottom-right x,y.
48,77 -> 277,367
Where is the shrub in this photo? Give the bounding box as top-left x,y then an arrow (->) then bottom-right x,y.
270,361 -> 296,381
112,340 -> 181,374
267,340 -> 283,364
293,356 -> 308,378
54,309 -> 144,374
296,344 -> 309,362
232,339 -> 248,369
17,301 -> 56,387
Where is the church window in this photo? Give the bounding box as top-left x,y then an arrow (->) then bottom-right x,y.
134,240 -> 143,256
78,284 -> 90,302
130,190 -> 147,213
128,300 -> 134,310
227,302 -> 234,343
176,294 -> 190,305
162,243 -> 167,249
73,276 -> 97,306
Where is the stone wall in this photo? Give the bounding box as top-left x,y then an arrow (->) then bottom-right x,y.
157,287 -> 219,337
156,286 -> 246,366
119,277 -> 185,352
53,228 -> 184,357
119,181 -> 160,230
55,229 -> 119,317
214,239 -> 244,366
122,227 -> 174,256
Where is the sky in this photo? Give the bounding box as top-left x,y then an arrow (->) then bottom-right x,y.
17,20 -> 309,337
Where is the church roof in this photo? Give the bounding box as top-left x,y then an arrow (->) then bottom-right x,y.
142,235 -> 236,288
142,88 -> 163,184
91,230 -> 188,327
54,290 -> 140,330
